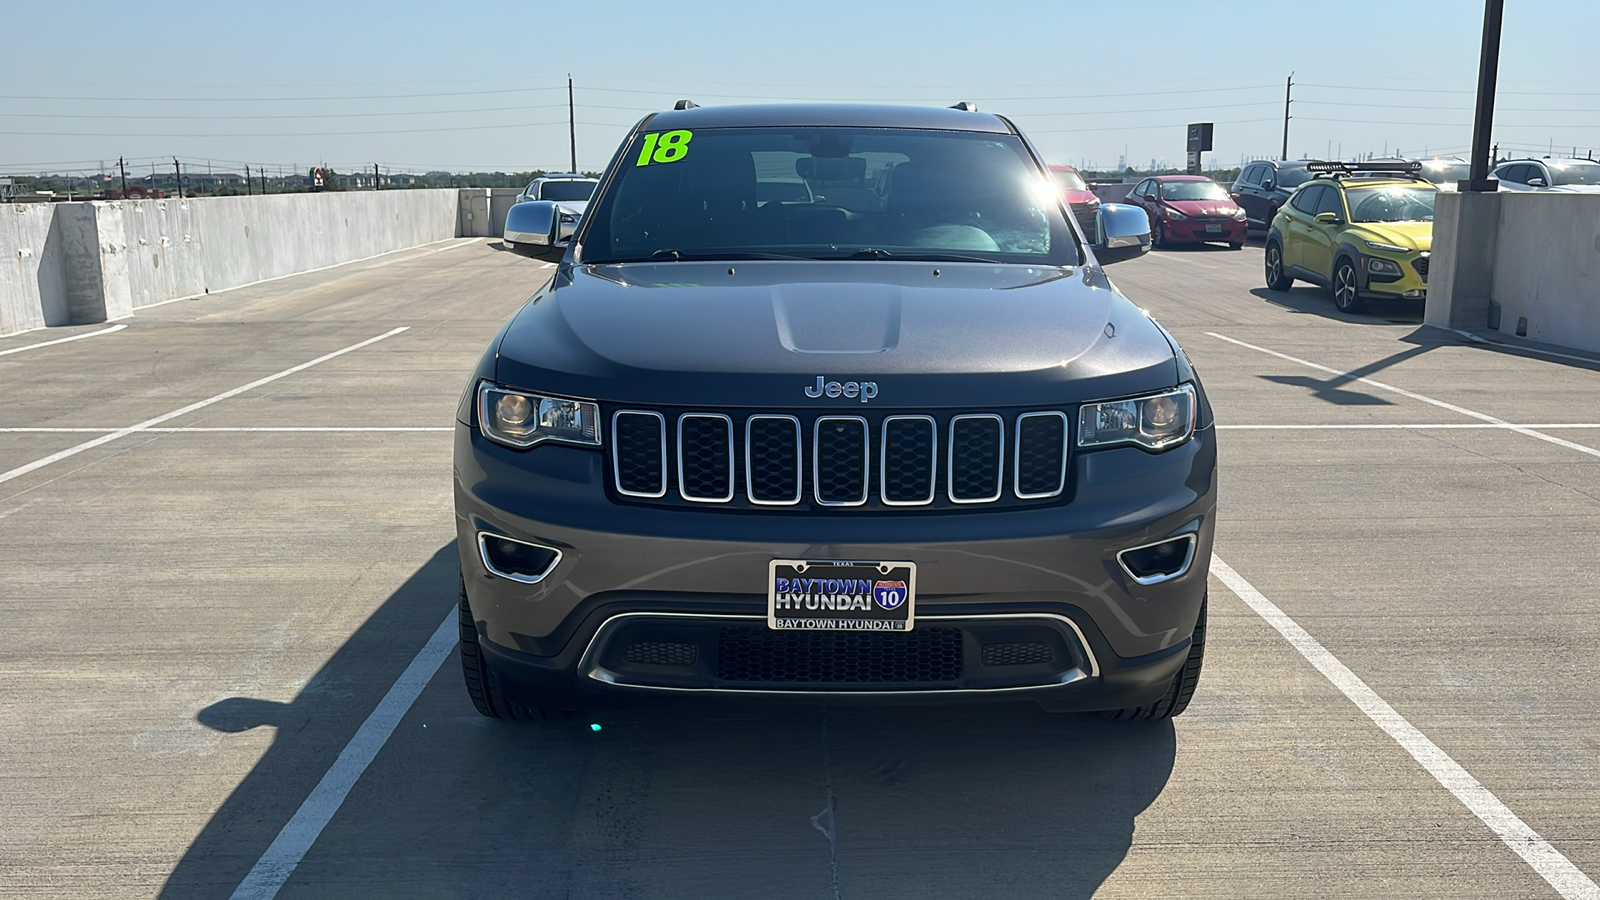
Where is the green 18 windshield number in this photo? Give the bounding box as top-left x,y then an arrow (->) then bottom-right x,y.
635,130 -> 693,166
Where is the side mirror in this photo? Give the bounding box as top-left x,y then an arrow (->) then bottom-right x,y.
1093,203 -> 1152,265
1144,192 -> 1157,201
1262,179 -> 1275,190
1527,177 -> 1546,187
502,200 -> 561,257
1314,211 -> 1342,225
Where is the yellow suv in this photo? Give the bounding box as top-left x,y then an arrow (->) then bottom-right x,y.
1263,162 -> 1436,314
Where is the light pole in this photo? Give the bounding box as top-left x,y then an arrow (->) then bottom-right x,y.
1463,0 -> 1504,191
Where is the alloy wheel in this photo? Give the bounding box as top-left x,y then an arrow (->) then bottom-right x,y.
1334,264 -> 1360,311
1266,247 -> 1282,285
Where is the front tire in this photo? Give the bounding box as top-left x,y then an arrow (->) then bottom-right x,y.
1264,242 -> 1292,290
1101,596 -> 1207,721
1332,258 -> 1366,313
459,576 -> 552,720
1150,218 -> 1167,249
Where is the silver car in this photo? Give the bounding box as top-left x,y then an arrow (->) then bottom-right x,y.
1491,157 -> 1600,194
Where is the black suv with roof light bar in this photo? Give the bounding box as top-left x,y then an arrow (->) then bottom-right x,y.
455,102 -> 1216,721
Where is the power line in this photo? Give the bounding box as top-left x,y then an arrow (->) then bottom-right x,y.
0,103 -> 573,121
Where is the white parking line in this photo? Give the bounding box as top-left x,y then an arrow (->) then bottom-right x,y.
1211,555 -> 1600,899
228,610 -> 457,900
0,328 -> 409,487
0,324 -> 127,357
1206,332 -> 1600,460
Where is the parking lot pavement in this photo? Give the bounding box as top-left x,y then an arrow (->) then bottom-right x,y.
1,241 -> 1596,898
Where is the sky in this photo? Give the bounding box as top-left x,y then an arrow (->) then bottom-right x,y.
2,0 -> 1597,179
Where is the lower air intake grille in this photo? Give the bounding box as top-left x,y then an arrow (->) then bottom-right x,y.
716,626 -> 963,685
981,641 -> 1054,667
623,641 -> 699,666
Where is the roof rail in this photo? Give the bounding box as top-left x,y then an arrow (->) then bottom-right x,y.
949,101 -> 978,112
673,99 -> 698,110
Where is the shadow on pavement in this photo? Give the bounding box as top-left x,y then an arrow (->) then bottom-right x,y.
1399,325 -> 1600,374
161,544 -> 462,899
1250,287 -> 1424,325
164,543 -> 1176,899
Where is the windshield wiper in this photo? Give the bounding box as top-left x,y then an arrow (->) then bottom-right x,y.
842,248 -> 1004,264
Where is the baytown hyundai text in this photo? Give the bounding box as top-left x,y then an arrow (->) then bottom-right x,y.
454,103 -> 1216,720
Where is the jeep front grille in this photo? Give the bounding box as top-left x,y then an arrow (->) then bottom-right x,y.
609,408 -> 1071,510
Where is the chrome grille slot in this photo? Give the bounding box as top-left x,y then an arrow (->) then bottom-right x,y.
1014,412 -> 1068,499
677,413 -> 734,502
948,414 -> 1004,503
881,415 -> 937,506
813,417 -> 869,506
612,411 -> 667,498
745,415 -> 802,505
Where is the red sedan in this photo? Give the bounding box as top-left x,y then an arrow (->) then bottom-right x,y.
1049,165 -> 1101,237
1123,175 -> 1247,249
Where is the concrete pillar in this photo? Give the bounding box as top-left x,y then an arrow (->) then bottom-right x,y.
1425,191 -> 1502,331
54,203 -> 113,324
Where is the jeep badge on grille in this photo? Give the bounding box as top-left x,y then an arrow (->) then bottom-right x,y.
805,376 -> 878,402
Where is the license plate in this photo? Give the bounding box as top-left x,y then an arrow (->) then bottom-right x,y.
768,560 -> 916,632
1205,224 -> 1224,233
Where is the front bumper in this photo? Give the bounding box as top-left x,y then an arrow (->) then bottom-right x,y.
455,420 -> 1216,708
1164,218 -> 1247,244
1358,252 -> 1428,299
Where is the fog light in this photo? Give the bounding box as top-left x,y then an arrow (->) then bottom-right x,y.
1117,534 -> 1197,585
478,533 -> 562,584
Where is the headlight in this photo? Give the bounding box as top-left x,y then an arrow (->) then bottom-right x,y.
1366,257 -> 1403,275
1078,385 -> 1196,451
1230,207 -> 1248,219
1163,207 -> 1187,220
477,382 -> 601,449
1364,240 -> 1410,253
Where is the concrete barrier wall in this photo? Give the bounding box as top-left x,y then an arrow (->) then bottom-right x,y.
1,204 -> 69,333
1,189 -> 461,336
1427,192 -> 1600,353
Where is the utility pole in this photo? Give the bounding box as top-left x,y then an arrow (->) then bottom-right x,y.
1281,73 -> 1293,161
1464,0 -> 1504,190
174,158 -> 183,199
118,156 -> 128,197
374,162 -> 380,190
568,74 -> 577,173
246,164 -> 252,196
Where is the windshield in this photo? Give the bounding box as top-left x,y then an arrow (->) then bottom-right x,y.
540,181 -> 596,202
1278,167 -> 1313,188
1550,163 -> 1600,186
1346,186 -> 1437,223
1051,168 -> 1088,191
1159,181 -> 1229,201
1420,161 -> 1470,185
580,127 -> 1077,265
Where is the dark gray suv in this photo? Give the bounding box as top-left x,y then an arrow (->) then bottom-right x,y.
454,103 -> 1217,722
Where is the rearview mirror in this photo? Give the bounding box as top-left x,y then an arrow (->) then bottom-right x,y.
1093,203 -> 1152,265
796,157 -> 867,183
1314,211 -> 1341,225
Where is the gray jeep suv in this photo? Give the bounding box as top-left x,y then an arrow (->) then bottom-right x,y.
454,102 -> 1217,721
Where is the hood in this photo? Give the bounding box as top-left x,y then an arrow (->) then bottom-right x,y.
555,199 -> 590,217
1060,189 -> 1099,206
1350,221 -> 1433,252
1544,184 -> 1600,194
1166,199 -> 1241,217
494,261 -> 1179,408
